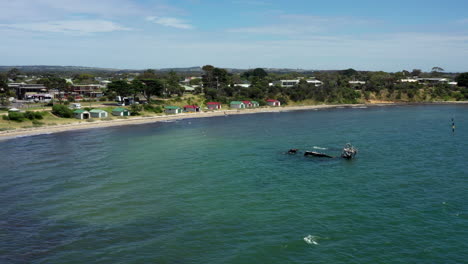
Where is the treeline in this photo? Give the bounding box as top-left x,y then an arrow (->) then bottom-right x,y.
2,66 -> 468,107
199,65 -> 468,104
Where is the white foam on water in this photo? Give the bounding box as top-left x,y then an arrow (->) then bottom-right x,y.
313,146 -> 327,150
304,235 -> 318,245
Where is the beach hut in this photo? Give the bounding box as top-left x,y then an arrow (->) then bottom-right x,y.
206,102 -> 222,110
74,109 -> 90,119
250,101 -> 260,108
183,105 -> 200,112
266,99 -> 281,107
165,106 -> 182,114
89,109 -> 108,118
230,101 -> 246,109
112,107 -> 130,116
242,101 -> 253,108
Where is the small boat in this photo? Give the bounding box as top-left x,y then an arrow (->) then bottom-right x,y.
304,151 -> 334,158
341,143 -> 357,159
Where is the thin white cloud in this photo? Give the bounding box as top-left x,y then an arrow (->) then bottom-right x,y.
228,14 -> 377,35
0,0 -> 184,22
146,16 -> 193,29
0,20 -> 131,34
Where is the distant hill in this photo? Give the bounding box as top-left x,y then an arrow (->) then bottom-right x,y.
0,65 -> 125,74
0,65 -> 317,75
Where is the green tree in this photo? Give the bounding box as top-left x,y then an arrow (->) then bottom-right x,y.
7,68 -> 21,81
252,68 -> 268,79
455,72 -> 468,87
140,69 -> 157,79
0,73 -> 11,106
140,79 -> 164,100
107,80 -> 132,97
411,69 -> 422,77
73,73 -> 95,84
202,65 -> 215,89
340,68 -> 358,77
166,71 -> 184,96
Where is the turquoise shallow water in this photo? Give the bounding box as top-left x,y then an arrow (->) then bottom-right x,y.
1,104 -> 467,263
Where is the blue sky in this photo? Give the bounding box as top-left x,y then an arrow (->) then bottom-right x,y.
1,0 -> 467,71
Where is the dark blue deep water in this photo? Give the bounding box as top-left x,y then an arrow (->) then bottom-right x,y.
1,104 -> 467,263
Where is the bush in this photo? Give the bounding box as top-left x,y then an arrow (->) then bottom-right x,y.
99,97 -> 107,102
277,96 -> 288,105
143,104 -> 163,113
130,104 -> 142,116
24,111 -> 44,120
7,112 -> 26,122
52,104 -> 74,118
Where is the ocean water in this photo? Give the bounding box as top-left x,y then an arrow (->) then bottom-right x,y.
1,104 -> 467,264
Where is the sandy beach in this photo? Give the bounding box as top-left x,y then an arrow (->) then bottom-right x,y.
1,101 -> 466,140
0,104 -> 364,140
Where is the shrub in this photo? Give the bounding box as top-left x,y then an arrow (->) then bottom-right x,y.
152,106 -> 163,113
277,96 -> 288,105
7,112 -> 26,122
52,104 -> 74,118
130,104 -> 142,116
99,97 -> 107,102
143,104 -> 163,113
24,111 -> 44,120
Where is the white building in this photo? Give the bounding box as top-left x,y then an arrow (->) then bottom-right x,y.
275,79 -> 323,87
306,79 -> 323,87
276,80 -> 300,87
349,81 -> 366,85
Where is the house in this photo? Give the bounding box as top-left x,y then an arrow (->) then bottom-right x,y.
349,81 -> 366,85
266,99 -> 281,107
182,85 -> 196,93
72,84 -> 104,98
274,79 -> 322,87
206,102 -> 222,110
275,80 -> 300,87
306,79 -> 323,87
400,78 -> 419,83
242,101 -> 253,108
12,83 -> 48,100
230,101 -> 246,109
184,105 -> 200,112
416,78 -> 449,84
90,109 -> 108,118
250,101 -> 260,108
165,106 -> 182,114
112,107 -> 131,116
74,109 -> 90,119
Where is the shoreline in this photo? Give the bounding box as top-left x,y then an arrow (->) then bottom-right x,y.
1,101 -> 467,140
